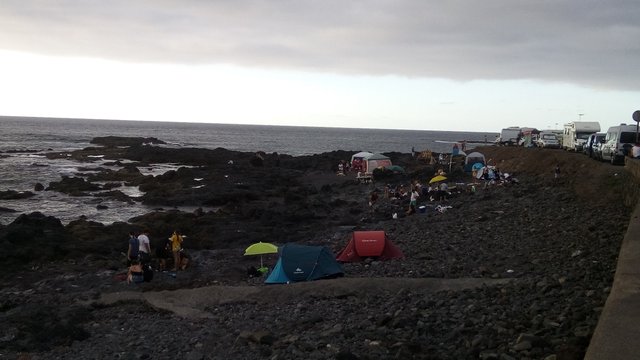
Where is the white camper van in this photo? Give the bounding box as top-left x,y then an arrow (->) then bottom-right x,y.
600,124 -> 638,164
562,122 -> 600,151
496,127 -> 521,146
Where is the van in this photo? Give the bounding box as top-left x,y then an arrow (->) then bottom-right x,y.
583,133 -> 605,158
536,132 -> 561,148
496,127 -> 521,146
600,124 -> 638,164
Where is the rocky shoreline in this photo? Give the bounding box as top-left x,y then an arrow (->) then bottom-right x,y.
0,138 -> 632,359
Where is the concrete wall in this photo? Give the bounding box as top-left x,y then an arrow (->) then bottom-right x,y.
585,158 -> 640,359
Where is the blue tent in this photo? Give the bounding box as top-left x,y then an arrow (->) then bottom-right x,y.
265,244 -> 344,284
464,152 -> 486,172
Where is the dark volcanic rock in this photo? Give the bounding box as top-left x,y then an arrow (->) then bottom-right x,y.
90,136 -> 166,147
0,212 -> 73,268
0,141 -> 631,360
86,165 -> 147,184
1,303 -> 91,352
0,189 -> 35,200
46,176 -> 101,195
94,190 -> 134,203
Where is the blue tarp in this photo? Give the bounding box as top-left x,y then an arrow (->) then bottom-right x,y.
265,243 -> 344,284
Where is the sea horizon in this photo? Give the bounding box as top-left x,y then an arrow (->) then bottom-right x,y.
0,114 -> 498,134
0,115 -> 498,156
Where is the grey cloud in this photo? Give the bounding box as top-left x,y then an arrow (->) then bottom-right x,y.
0,0 -> 639,90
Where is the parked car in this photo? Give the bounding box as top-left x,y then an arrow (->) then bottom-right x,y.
584,133 -> 605,158
592,140 -> 605,160
536,132 -> 561,148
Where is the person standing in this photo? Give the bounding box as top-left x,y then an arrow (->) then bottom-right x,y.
138,229 -> 151,265
156,236 -> 172,271
407,186 -> 419,215
170,230 -> 184,271
554,164 -> 561,181
126,231 -> 139,266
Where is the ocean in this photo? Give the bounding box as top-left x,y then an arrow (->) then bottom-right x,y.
0,116 -> 497,225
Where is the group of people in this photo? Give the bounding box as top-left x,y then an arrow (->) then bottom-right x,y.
366,175 -> 452,216
336,160 -> 352,175
126,229 -> 189,284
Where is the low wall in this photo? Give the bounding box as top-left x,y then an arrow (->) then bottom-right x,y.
585,158 -> 640,359
623,158 -> 640,207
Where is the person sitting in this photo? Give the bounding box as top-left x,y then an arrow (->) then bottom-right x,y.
398,185 -> 408,199
369,190 -> 379,207
178,250 -> 191,270
438,182 -> 449,201
247,266 -> 262,278
127,259 -> 144,284
632,143 -> 640,159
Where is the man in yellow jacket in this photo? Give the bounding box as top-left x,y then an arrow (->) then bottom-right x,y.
170,230 -> 184,271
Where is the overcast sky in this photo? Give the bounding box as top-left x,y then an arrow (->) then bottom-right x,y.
0,0 -> 638,132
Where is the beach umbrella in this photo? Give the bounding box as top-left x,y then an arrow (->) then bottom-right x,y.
244,242 -> 279,269
429,175 -> 447,184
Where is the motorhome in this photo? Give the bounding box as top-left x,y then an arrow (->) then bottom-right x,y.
562,121 -> 600,151
600,124 -> 638,164
496,127 -> 521,146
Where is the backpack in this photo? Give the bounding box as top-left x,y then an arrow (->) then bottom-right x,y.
129,236 -> 140,259
143,264 -> 154,282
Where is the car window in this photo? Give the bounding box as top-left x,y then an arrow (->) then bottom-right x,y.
620,132 -> 636,143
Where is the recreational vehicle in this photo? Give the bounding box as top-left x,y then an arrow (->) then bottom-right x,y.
562,122 -> 600,152
600,124 -> 638,164
496,127 -> 521,146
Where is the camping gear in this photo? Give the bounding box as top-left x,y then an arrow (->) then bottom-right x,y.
265,244 -> 343,284
385,165 -> 405,173
244,242 -> 279,269
350,151 -> 374,163
336,231 -> 404,262
143,264 -> 154,282
362,153 -> 392,174
350,152 -> 393,174
464,151 -> 486,172
350,151 -> 374,172
429,175 -> 447,184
